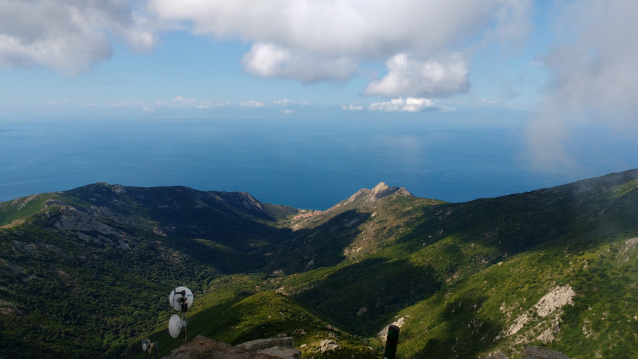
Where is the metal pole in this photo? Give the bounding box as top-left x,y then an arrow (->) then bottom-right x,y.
384,325 -> 400,359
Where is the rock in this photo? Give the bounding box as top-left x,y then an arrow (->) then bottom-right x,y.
487,352 -> 508,359
236,337 -> 295,351
256,346 -> 301,359
319,339 -> 340,353
164,335 -> 300,359
519,346 -> 569,359
378,317 -> 407,339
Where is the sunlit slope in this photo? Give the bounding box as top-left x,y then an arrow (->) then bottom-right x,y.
361,236 -> 638,359
275,170 -> 638,358
126,290 -> 379,359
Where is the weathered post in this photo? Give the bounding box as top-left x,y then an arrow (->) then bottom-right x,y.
384,325 -> 400,359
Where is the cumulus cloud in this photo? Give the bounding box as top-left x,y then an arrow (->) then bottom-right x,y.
149,0 -> 533,91
365,53 -> 470,98
0,0 -> 157,75
240,100 -> 265,108
241,42 -> 357,83
342,105 -> 364,111
368,97 -> 455,112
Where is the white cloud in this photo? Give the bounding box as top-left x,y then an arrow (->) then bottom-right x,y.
0,0 -> 157,75
149,0 -> 533,91
342,105 -> 363,111
241,42 -> 357,83
368,97 -> 455,112
240,100 -> 265,108
143,107 -> 155,112
274,99 -> 293,105
171,96 -> 213,108
365,53 -> 470,98
279,109 -> 294,114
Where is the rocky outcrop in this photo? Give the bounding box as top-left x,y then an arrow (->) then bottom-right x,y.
318,339 -> 340,353
520,346 -> 569,359
164,336 -> 300,359
485,347 -> 569,359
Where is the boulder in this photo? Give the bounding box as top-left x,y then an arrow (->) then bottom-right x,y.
520,346 -> 569,359
164,335 -> 300,359
487,352 -> 508,359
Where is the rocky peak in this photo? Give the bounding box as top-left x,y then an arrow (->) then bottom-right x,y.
368,182 -> 412,203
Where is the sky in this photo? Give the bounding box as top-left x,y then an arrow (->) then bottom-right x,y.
0,0 -> 637,175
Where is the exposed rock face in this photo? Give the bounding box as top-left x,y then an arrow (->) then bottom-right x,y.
486,352 -> 508,359
520,346 -> 569,359
378,316 -> 408,339
319,339 -> 340,353
235,337 -> 295,352
164,336 -> 300,359
500,285 -> 575,345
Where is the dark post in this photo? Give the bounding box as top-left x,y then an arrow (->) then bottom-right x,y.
384,325 -> 400,359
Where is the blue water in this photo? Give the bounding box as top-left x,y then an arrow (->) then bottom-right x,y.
1,116 -> 637,209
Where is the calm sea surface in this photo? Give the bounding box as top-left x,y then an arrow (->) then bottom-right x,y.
1,117 -> 637,209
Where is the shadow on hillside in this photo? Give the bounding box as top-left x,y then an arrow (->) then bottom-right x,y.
398,193 -> 583,258
266,210 -> 371,273
410,295 -> 503,359
292,256 -> 442,336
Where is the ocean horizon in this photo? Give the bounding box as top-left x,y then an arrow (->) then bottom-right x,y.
1,116 -> 637,210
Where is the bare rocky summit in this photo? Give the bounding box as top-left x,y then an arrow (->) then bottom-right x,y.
164,336 -> 300,359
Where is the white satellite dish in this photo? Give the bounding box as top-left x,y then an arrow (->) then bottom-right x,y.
141,337 -> 158,358
142,338 -> 152,352
168,314 -> 185,339
168,286 -> 194,312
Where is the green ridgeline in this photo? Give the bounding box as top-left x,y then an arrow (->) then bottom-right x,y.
1,169 -> 638,358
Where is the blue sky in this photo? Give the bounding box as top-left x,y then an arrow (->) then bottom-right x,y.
0,0 -> 637,175
0,1 -> 555,114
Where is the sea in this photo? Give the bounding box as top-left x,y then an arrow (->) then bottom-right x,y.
1,115 -> 637,210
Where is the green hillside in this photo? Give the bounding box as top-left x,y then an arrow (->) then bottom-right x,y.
1,170 -> 638,358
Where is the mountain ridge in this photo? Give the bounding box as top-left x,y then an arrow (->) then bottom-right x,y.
1,169 -> 638,358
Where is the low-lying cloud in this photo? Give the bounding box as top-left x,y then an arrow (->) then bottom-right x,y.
240,100 -> 265,108
368,97 -> 454,112
526,0 -> 638,171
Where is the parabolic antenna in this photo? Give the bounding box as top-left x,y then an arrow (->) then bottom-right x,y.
141,338 -> 151,353
168,286 -> 194,311
168,314 -> 184,339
